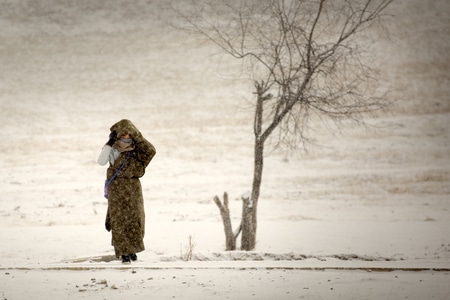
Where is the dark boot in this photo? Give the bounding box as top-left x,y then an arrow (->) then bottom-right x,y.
121,255 -> 131,264
129,253 -> 137,261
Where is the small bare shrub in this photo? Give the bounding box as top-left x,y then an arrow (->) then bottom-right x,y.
180,235 -> 196,261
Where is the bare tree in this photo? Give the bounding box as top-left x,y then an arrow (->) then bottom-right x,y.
175,0 -> 393,250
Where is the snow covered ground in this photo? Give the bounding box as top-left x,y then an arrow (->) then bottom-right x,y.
0,0 -> 449,299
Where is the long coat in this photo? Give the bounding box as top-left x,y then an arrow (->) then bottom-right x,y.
105,119 -> 156,258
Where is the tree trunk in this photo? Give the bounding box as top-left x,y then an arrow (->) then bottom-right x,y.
241,82 -> 265,251
241,137 -> 264,250
241,84 -> 266,251
213,192 -> 237,250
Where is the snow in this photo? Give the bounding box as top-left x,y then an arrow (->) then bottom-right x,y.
1,0 -> 450,299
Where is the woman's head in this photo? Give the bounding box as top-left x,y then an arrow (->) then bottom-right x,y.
115,133 -> 134,152
119,133 -> 133,145
110,119 -> 139,141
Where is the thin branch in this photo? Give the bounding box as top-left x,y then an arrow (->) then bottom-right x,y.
307,0 -> 325,72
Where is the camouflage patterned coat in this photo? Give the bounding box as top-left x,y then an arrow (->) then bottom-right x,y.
105,119 -> 156,258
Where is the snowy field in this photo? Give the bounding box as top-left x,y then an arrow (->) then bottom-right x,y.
1,0 -> 449,299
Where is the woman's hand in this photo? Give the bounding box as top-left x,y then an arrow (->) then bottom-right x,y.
106,130 -> 117,146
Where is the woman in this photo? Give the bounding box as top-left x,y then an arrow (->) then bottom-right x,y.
97,119 -> 156,263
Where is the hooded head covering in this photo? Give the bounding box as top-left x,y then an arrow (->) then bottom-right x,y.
110,119 -> 140,138
110,119 -> 140,152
